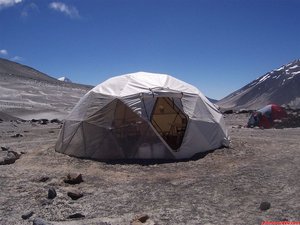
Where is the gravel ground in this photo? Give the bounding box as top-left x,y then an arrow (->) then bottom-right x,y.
0,114 -> 299,225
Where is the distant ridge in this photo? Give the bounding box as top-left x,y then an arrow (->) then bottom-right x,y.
206,97 -> 218,103
0,58 -> 58,82
0,58 -> 93,89
218,59 -> 300,109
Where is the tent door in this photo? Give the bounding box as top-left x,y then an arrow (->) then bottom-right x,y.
150,97 -> 188,151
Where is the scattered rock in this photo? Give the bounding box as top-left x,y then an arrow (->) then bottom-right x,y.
236,109 -> 251,114
223,109 -> 234,114
64,173 -> 83,185
50,119 -> 61,124
0,150 -> 21,165
9,150 -> 21,158
4,152 -> 18,164
39,119 -> 49,125
67,191 -> 83,200
1,146 -> 9,151
11,133 -> 23,138
259,201 -> 271,211
21,211 -> 34,220
273,109 -> 300,128
39,176 -> 49,182
33,217 -> 51,225
131,214 -> 150,224
30,119 -> 50,125
68,213 -> 85,219
48,187 -> 57,199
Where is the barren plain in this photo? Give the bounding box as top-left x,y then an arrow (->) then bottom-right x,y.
0,113 -> 299,225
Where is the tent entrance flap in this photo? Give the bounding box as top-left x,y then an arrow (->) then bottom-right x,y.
150,97 -> 188,151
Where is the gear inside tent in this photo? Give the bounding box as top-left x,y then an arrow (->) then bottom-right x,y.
247,104 -> 287,128
55,72 -> 229,161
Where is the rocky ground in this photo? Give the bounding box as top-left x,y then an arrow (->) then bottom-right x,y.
0,114 -> 299,225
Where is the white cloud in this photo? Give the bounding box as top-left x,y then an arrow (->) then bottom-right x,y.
49,2 -> 79,19
0,0 -> 22,9
0,49 -> 22,61
11,56 -> 22,61
0,49 -> 8,55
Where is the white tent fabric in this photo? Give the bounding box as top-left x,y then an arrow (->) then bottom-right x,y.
56,72 -> 229,160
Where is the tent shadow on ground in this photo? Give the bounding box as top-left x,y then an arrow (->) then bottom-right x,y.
101,148 -> 222,166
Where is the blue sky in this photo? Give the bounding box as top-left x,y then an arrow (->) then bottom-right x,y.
0,0 -> 299,99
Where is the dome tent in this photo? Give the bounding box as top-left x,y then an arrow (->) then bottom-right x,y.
55,72 -> 229,160
247,104 -> 287,128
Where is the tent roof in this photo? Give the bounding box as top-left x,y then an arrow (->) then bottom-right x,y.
92,72 -> 201,97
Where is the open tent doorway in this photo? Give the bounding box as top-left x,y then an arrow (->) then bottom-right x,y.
150,97 -> 188,151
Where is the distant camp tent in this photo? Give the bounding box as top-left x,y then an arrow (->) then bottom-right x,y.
55,72 -> 229,161
247,104 -> 287,128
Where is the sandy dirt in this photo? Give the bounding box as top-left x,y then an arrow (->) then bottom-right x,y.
0,114 -> 299,225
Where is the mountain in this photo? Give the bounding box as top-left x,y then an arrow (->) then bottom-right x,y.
206,97 -> 218,103
218,59 -> 300,110
58,76 -> 72,83
0,58 -> 92,119
0,58 -> 58,82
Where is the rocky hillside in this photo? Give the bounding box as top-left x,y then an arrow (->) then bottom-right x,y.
0,58 -> 92,120
0,58 -> 58,82
218,59 -> 300,110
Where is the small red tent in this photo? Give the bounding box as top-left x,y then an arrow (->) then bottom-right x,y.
247,104 -> 287,128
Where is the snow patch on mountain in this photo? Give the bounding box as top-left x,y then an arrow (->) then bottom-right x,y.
258,74 -> 271,83
275,66 -> 284,71
218,59 -> 300,109
58,77 -> 72,83
288,64 -> 299,70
